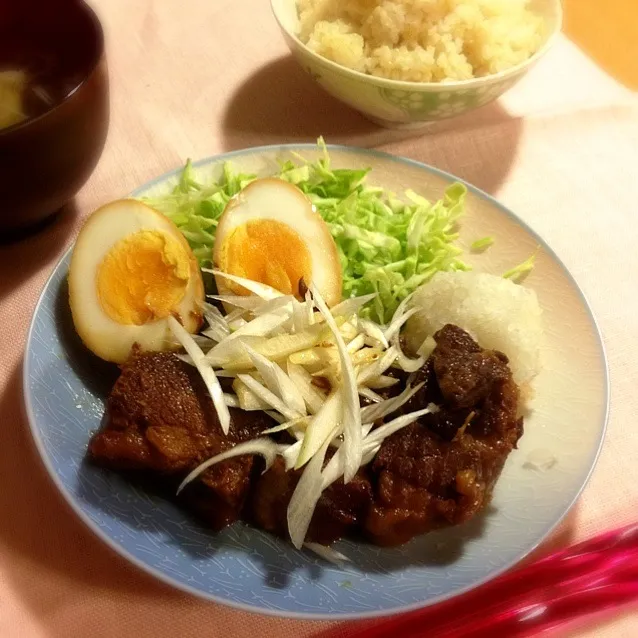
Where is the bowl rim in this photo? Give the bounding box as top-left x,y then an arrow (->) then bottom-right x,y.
23,142 -> 609,620
270,0 -> 564,91
0,0 -> 105,138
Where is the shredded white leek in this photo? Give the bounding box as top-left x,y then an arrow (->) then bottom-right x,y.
417,335 -> 437,359
243,344 -> 306,417
200,301 -> 230,342
225,311 -> 290,342
330,293 -> 378,318
223,393 -> 239,408
170,271 -> 444,543
204,268 -> 283,299
286,361 -> 325,414
208,294 -> 266,311
287,430 -> 336,548
321,440 -> 380,490
360,382 -> 425,423
233,377 -> 272,411
291,298 -> 307,333
225,307 -> 248,325
311,283 -> 362,483
205,327 -> 324,369
168,316 -> 231,435
265,410 -> 287,424
176,438 -> 279,494
251,295 -> 296,316
367,375 -> 400,389
295,390 -> 342,469
346,333 -> 366,354
237,374 -> 301,422
357,345 -> 397,385
359,318 -> 389,348
261,416 -> 309,435
304,289 -> 314,325
282,439 -> 302,470
384,307 -> 418,342
358,386 -> 384,403
389,291 -> 415,327
364,407 -> 435,447
392,332 -> 426,373
200,327 -> 226,344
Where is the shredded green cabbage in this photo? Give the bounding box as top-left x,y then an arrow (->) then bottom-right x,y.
503,250 -> 538,282
142,139 -> 474,323
471,236 -> 495,252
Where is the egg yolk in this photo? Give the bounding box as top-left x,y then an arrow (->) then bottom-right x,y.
97,230 -> 190,325
219,220 -> 312,297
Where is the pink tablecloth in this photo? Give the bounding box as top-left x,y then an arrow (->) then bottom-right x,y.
1,1 -> 637,636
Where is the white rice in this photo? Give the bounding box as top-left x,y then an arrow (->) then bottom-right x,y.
405,271 -> 543,387
296,0 -> 547,82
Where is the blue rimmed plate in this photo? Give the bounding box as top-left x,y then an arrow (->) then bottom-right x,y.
23,144 -> 608,619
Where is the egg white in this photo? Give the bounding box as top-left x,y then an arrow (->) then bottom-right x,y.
68,199 -> 204,364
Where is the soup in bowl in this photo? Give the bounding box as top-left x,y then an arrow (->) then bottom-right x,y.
0,0 -> 109,233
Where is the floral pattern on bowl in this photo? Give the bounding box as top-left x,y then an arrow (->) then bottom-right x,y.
378,79 -> 518,120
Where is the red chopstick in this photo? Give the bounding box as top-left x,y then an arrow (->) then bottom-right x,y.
324,523 -> 638,638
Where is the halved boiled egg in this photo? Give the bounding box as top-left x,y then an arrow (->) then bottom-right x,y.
213,178 -> 342,306
68,199 -> 204,364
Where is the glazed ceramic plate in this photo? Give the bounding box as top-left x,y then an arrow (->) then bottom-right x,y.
24,145 -> 608,619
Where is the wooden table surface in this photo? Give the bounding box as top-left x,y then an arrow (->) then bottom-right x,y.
564,0 -> 638,89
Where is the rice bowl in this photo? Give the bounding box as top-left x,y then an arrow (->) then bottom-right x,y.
272,0 -> 562,126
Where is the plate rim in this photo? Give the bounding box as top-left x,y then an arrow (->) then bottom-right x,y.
22,143 -> 610,620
